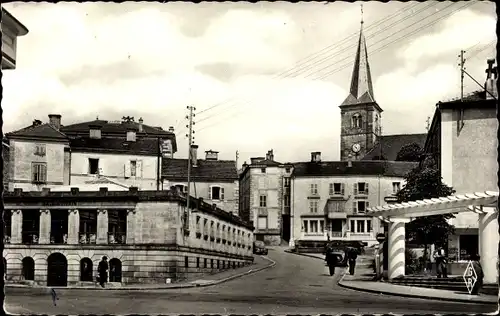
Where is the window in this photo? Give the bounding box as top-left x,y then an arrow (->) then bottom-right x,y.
309,200 -> 318,213
88,158 -> 99,175
350,220 -> 355,233
302,220 -> 308,233
353,201 -> 369,214
259,195 -> 267,207
196,257 -> 200,268
310,221 -> 318,233
354,182 -> 369,195
310,183 -> 318,195
261,168 -> 266,173
319,220 -> 324,233
284,195 -> 290,207
284,177 -> 291,187
329,183 -> 344,195
34,144 -> 46,156
185,256 -> 189,268
285,167 -> 291,173
367,220 -> 372,233
204,258 -> 207,268
257,216 -> 268,229
392,182 -> 401,194
31,163 -> 47,183
357,221 -> 365,233
130,161 -> 137,177
351,113 -> 362,128
210,186 -> 225,200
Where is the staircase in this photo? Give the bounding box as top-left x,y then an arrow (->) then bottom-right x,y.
389,276 -> 497,295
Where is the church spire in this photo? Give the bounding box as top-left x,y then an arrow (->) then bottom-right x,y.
340,5 -> 376,107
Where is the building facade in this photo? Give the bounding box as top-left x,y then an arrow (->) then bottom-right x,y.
290,154 -> 416,247
423,58 -> 498,262
4,115 -> 177,192
3,187 -> 254,286
239,150 -> 293,246
1,8 -> 29,70
162,145 -> 239,216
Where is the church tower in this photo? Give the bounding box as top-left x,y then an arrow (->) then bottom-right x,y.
339,13 -> 383,161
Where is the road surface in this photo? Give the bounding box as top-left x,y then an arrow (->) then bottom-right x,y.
6,247 -> 495,314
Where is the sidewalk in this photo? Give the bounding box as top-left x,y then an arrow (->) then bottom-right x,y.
5,255 -> 275,291
285,248 -> 497,305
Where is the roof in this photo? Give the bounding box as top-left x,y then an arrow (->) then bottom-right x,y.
291,160 -> 417,178
340,23 -> 377,108
249,159 -> 283,167
367,191 -> 498,219
162,158 -> 238,182
2,8 -> 29,36
69,137 -> 159,156
60,119 -> 173,137
6,123 -> 69,141
362,133 -> 428,161
437,90 -> 497,109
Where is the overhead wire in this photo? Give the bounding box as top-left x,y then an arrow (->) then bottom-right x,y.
193,1 -> 474,134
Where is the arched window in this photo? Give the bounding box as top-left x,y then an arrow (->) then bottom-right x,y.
109,258 -> 122,283
351,113 -> 362,128
22,257 -> 35,280
80,258 -> 93,282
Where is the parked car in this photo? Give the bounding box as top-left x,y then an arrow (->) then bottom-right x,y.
253,240 -> 268,255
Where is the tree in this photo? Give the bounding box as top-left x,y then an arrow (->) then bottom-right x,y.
396,143 -> 423,162
396,166 -> 456,264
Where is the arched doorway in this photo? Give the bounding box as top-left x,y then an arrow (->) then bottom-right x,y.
80,258 -> 93,282
109,258 -> 122,283
22,257 -> 35,280
47,253 -> 67,286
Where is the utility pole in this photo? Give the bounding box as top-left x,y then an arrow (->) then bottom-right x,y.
185,106 -> 196,230
459,50 -> 466,102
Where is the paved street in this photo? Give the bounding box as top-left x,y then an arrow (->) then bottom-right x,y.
6,247 -> 496,314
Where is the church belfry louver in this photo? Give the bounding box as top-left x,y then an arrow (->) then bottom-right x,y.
339,12 -> 383,161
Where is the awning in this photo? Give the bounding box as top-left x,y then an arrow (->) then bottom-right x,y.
366,191 -> 498,219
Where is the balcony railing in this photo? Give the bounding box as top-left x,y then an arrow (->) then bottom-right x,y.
108,232 -> 126,244
330,231 -> 343,238
79,232 -> 97,244
22,232 -> 39,244
50,233 -> 68,244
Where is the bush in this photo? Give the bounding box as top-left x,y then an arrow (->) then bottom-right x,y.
405,248 -> 419,275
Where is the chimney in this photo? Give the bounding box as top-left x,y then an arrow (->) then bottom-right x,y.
89,124 -> 102,139
347,154 -> 353,168
266,149 -> 274,161
48,114 -> 62,130
190,144 -> 199,167
205,150 -> 219,161
485,59 -> 498,100
169,126 -> 175,133
126,128 -> 137,142
311,152 -> 321,162
138,117 -> 144,132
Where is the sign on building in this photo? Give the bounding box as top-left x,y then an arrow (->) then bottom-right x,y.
160,139 -> 173,158
462,260 -> 477,294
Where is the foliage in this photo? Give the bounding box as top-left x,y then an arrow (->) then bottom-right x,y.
396,142 -> 423,162
397,166 -> 456,255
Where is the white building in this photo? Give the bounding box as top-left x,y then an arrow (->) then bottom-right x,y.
290,152 -> 416,247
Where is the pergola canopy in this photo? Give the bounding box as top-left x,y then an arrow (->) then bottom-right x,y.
367,191 -> 499,220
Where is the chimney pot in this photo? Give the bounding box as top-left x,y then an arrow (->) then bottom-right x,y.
311,152 -> 321,162
48,114 -> 62,130
138,117 -> 144,132
168,126 -> 175,133
190,144 -> 199,167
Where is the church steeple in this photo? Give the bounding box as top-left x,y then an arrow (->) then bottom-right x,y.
340,8 -> 376,107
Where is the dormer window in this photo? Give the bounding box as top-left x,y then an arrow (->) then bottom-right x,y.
351,113 -> 362,128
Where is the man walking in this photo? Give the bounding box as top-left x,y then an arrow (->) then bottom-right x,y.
347,247 -> 358,275
97,256 -> 109,288
325,246 -> 339,276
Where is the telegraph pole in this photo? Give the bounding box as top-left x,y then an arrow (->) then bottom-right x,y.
459,50 -> 466,102
185,106 -> 196,229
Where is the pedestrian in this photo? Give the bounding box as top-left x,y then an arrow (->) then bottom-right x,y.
50,288 -> 59,306
433,247 -> 447,278
97,256 -> 109,288
325,247 -> 338,276
470,253 -> 484,295
347,247 -> 358,275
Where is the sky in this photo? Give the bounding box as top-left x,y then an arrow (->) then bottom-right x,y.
2,1 -> 497,165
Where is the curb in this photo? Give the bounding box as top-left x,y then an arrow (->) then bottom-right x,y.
5,256 -> 276,292
337,274 -> 496,305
